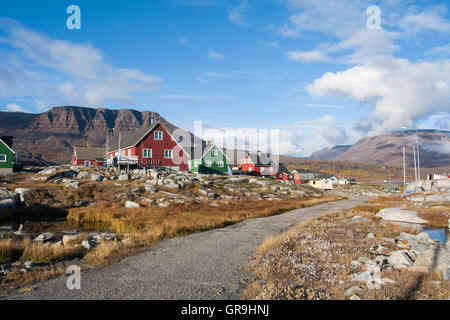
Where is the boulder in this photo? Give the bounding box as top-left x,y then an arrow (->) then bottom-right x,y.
62,234 -> 81,246
24,261 -> 36,269
38,167 -> 57,176
81,239 -> 97,250
88,232 -> 117,242
388,250 -> 415,268
34,232 -> 55,242
125,200 -> 140,209
65,180 -> 82,189
0,197 -> 16,208
14,188 -> 32,202
376,208 -> 428,224
77,171 -> 91,179
345,286 -> 362,297
119,174 -> 130,181
90,174 -> 104,182
144,185 -> 158,194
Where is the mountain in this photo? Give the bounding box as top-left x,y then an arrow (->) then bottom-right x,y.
311,145 -> 352,160
0,106 -> 185,164
313,130 -> 450,169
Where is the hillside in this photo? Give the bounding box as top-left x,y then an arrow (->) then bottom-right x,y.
311,145 -> 352,160
337,130 -> 450,169
0,106 -> 182,164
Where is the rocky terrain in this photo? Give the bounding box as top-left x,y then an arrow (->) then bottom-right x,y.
246,193 -> 450,300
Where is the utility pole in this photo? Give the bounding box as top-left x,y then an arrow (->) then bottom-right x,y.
416,134 -> 421,181
105,129 -> 109,166
413,145 -> 417,184
118,132 -> 121,174
388,164 -> 392,193
403,146 -> 406,193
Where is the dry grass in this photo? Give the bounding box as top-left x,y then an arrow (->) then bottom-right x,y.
67,194 -> 345,266
0,238 -> 85,265
245,207 -> 450,300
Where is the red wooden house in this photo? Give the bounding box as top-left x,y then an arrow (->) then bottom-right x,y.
107,121 -> 189,171
72,146 -> 106,167
238,151 -> 292,180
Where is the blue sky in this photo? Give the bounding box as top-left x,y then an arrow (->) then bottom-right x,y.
0,0 -> 449,156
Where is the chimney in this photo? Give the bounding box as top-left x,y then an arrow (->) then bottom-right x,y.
206,140 -> 211,145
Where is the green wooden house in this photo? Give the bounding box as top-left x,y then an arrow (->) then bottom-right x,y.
188,143 -> 229,174
0,137 -> 15,173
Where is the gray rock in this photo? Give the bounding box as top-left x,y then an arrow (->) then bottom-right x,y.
345,286 -> 362,296
424,194 -> 448,203
14,188 -> 32,202
34,232 -> 55,242
81,239 -> 97,250
52,241 -> 63,249
349,295 -> 361,300
24,261 -> 36,269
77,171 -> 91,179
352,216 -> 370,222
144,185 -> 158,194
62,234 -> 80,246
119,174 -> 130,181
351,271 -> 371,282
88,232 -> 117,242
444,267 -> 450,281
367,232 -> 375,239
90,174 -> 104,182
229,177 -> 249,184
65,180 -> 82,189
388,250 -> 415,268
0,264 -> 11,277
131,187 -> 145,193
125,200 -> 140,209
0,197 -> 16,208
376,208 -> 428,224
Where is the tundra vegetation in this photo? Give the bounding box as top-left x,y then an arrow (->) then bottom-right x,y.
0,165 -> 344,295
245,193 -> 450,300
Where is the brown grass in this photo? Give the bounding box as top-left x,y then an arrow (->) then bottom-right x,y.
245,207 -> 450,300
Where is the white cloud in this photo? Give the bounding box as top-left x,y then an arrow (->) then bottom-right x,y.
399,6 -> 450,33
0,19 -> 163,106
207,50 -> 225,60
5,103 -> 25,112
307,57 -> 450,134
286,50 -> 331,63
228,0 -> 250,27
426,44 -> 450,57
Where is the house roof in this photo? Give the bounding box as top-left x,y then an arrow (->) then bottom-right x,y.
278,163 -> 290,174
109,121 -> 161,152
291,168 -> 313,174
0,138 -> 15,154
74,146 -> 105,161
246,152 -> 278,167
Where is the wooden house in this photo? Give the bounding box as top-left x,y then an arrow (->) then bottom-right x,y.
107,121 -> 189,171
0,136 -> 15,173
72,146 -> 106,167
188,143 -> 229,175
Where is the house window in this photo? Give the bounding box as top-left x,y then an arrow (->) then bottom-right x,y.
154,131 -> 163,140
261,167 -> 265,173
218,161 -> 224,168
0,154 -> 6,162
248,167 -> 252,172
269,167 -> 273,172
211,148 -> 217,156
205,160 -> 212,167
194,160 -> 199,167
143,148 -> 152,158
164,149 -> 173,159
85,161 -> 90,167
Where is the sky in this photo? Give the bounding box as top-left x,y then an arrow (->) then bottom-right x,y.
0,0 -> 449,156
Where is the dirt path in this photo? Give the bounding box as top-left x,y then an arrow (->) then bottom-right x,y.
7,194 -> 370,300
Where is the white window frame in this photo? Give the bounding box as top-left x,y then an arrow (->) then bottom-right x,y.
261,167 -> 265,173
211,148 -> 218,156
0,154 -> 6,162
218,161 -> 224,168
143,148 -> 152,158
248,167 -> 252,172
205,160 -> 212,167
164,149 -> 173,159
154,131 -> 163,140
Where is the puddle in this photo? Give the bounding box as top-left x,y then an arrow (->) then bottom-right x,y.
422,227 -> 449,244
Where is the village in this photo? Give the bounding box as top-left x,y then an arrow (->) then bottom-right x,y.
1,120 -> 450,300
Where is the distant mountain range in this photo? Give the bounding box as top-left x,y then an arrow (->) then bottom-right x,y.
311,130 -> 450,169
0,106 -> 179,164
1,106 -> 449,169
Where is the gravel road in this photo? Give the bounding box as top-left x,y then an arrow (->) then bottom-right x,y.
7,194 -> 369,300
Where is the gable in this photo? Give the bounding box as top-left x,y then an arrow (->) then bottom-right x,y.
0,139 -> 15,155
